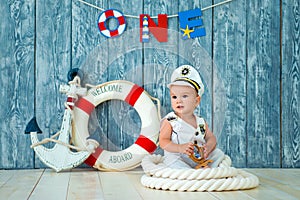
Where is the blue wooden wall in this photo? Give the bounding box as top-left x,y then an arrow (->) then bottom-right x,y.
0,0 -> 299,169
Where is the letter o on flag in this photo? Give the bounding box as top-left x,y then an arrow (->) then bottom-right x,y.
97,9 -> 127,38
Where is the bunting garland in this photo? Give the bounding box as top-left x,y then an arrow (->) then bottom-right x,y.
77,0 -> 233,18
77,0 -> 233,41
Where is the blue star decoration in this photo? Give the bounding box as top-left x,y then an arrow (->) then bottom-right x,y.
179,8 -> 206,40
180,25 -> 194,40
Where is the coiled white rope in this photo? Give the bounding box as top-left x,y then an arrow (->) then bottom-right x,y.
140,154 -> 259,192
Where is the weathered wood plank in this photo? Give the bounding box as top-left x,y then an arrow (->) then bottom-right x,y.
67,169 -> 104,199
106,0 -> 143,151
0,0 -> 35,169
211,191 -> 255,200
246,1 -> 281,167
281,0 -> 300,168
29,169 -> 70,199
1,169 -> 300,199
0,169 -> 43,199
179,0 -> 213,129
248,169 -> 300,186
34,0 -> 72,168
0,170 -> 15,187
99,171 -> 142,199
143,0 -> 179,115
245,169 -> 300,199
143,0 -> 179,156
213,0 -> 247,167
71,0 -> 110,158
243,184 -> 298,200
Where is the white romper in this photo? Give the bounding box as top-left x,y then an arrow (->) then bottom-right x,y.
163,112 -> 225,169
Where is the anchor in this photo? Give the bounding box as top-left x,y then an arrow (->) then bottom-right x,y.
25,71 -> 96,172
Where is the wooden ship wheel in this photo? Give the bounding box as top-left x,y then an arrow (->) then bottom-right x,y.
189,144 -> 213,169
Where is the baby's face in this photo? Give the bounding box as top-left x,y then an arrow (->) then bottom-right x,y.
170,85 -> 200,116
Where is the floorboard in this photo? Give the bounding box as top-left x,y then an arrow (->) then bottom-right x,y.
67,169 -> 104,200
0,168 -> 299,200
99,171 -> 143,200
29,169 -> 70,200
0,169 -> 43,199
244,169 -> 300,200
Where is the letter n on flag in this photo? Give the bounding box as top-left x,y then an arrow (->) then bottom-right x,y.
139,14 -> 168,42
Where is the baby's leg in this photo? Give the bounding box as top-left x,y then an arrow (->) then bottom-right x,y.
207,148 -> 225,168
164,156 -> 193,169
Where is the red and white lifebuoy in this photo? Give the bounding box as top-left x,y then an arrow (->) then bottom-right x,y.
97,9 -> 126,38
72,80 -> 160,171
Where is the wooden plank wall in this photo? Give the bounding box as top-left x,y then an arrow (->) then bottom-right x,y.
0,0 -> 299,169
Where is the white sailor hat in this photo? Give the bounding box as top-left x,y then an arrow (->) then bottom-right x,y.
167,65 -> 204,96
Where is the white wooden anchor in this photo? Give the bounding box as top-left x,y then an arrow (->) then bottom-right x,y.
25,76 -> 97,172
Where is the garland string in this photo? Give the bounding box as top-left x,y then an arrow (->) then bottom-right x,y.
77,0 -> 233,19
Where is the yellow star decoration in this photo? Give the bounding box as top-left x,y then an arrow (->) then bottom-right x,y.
180,25 -> 194,39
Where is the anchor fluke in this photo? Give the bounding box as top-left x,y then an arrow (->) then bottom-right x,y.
25,117 -> 42,134
29,110 -> 91,172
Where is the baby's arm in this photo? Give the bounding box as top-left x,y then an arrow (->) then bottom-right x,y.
159,119 -> 194,155
203,123 -> 217,159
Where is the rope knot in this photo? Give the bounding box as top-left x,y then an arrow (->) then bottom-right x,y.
60,76 -> 87,101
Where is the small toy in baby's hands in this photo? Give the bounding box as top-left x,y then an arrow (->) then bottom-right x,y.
189,144 -> 213,169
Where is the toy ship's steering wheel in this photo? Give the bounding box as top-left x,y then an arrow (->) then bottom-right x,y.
189,144 -> 213,169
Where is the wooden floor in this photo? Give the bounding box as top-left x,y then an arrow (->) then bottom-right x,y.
0,168 -> 299,200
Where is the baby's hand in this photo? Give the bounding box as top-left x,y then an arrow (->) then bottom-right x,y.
179,142 -> 194,156
203,143 -> 214,159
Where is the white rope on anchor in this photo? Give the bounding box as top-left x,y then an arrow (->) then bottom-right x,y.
140,154 -> 259,192
30,103 -> 96,153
